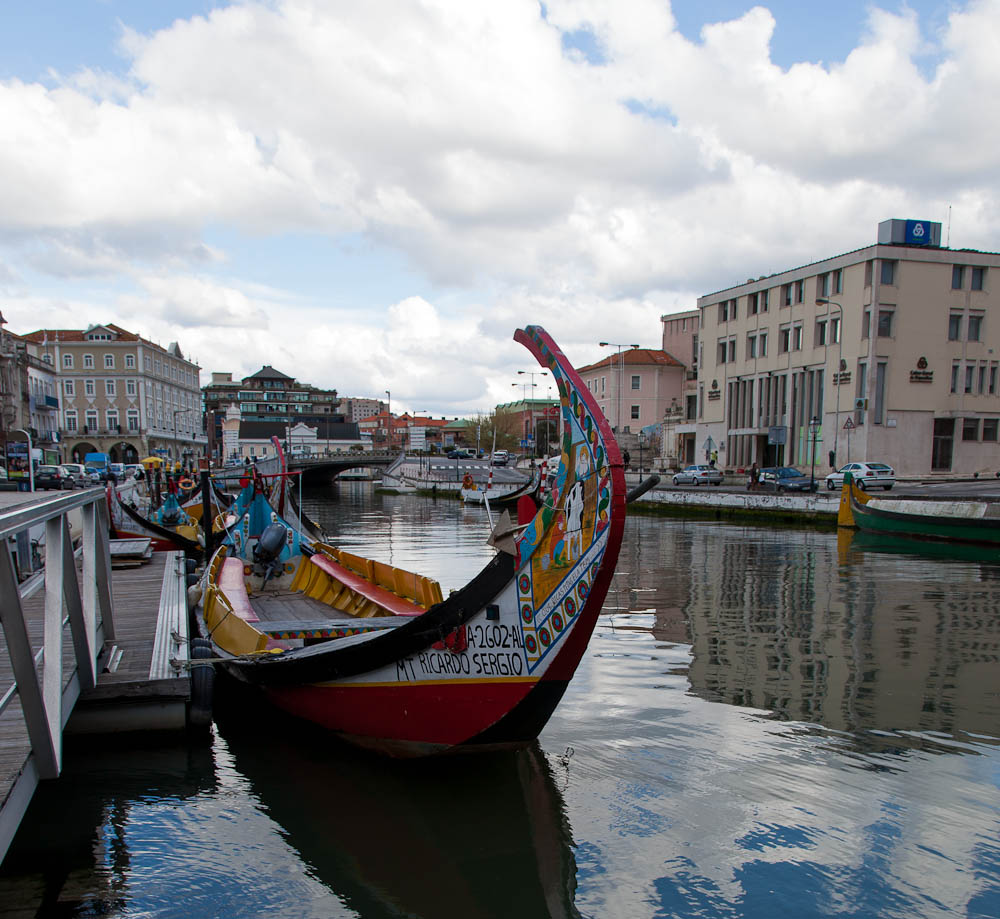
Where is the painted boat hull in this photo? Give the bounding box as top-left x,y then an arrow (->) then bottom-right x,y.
850,492 -> 1000,546
205,325 -> 626,756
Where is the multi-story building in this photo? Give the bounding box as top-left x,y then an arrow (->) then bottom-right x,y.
20,323 -> 205,465
576,348 -> 687,464
660,310 -> 700,466
202,366 -> 342,462
695,219 -> 1000,477
340,397 -> 385,424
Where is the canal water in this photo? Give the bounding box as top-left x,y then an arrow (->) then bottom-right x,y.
2,483 -> 998,918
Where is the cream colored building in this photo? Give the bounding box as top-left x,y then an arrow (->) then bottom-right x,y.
695,219 -> 1000,477
660,309 -> 700,466
21,323 -> 205,464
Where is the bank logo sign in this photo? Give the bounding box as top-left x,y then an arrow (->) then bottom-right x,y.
905,220 -> 932,245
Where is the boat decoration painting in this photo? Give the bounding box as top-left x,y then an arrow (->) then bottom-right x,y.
196,325 -> 626,756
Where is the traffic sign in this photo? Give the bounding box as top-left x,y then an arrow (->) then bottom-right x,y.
843,417 -> 855,430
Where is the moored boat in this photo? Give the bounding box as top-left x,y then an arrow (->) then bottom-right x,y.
195,325 -> 626,756
844,477 -> 1000,547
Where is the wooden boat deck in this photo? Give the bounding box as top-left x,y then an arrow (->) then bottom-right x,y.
247,591 -> 405,638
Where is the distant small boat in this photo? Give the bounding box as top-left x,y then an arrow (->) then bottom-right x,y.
845,478 -> 1000,547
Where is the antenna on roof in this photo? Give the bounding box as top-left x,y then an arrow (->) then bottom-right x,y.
946,205 -> 951,247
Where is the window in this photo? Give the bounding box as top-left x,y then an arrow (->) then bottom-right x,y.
104,354 -> 114,369
834,269 -> 843,294
779,327 -> 790,353
85,379 -> 95,396
818,273 -> 830,297
125,354 -> 136,369
747,334 -> 757,359
782,284 -> 792,307
83,353 -> 94,369
106,410 -> 119,431
85,409 -> 98,432
968,314 -> 983,341
728,339 -> 736,362
631,375 -> 640,391
815,319 -> 827,347
761,290 -> 769,312
792,325 -> 802,350
718,340 -> 728,364
972,267 -> 985,291
601,376 -> 605,393
795,280 -> 804,303
759,331 -> 768,357
951,363 -> 960,394
949,314 -> 962,341
630,405 -> 640,420
831,316 -> 841,344
865,261 -> 873,287
877,310 -> 894,338
749,293 -> 758,315
105,379 -> 116,396
984,419 -> 998,442
880,260 -> 896,285
64,411 -> 77,432
966,365 -> 974,394
63,380 -> 74,396
979,363 -> 987,394
952,265 -> 965,289
991,363 -> 998,395
963,418 -> 979,441
144,356 -> 152,371
62,354 -> 73,369
126,379 -> 136,396
863,310 -> 871,339
127,410 -> 139,432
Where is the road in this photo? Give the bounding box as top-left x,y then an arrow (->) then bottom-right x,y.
650,475 -> 1000,500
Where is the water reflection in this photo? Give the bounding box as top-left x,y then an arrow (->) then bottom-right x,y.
217,712 -> 580,919
610,516 -> 1000,752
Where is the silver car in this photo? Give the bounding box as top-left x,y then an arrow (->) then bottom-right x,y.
825,461 -> 895,491
672,464 -> 724,486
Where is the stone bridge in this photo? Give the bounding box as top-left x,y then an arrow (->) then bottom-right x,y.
254,451 -> 397,482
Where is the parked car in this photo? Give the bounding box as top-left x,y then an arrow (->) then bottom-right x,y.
446,449 -> 470,459
35,464 -> 74,490
672,464 -> 724,486
124,463 -> 143,479
759,466 -> 819,493
825,462 -> 895,491
61,463 -> 87,481
492,450 -> 509,466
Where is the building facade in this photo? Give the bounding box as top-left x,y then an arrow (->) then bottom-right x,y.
660,310 -> 701,466
695,219 -> 1000,476
20,324 -> 205,464
202,366 -> 342,462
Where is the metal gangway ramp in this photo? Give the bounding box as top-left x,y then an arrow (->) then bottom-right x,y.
0,489 -> 192,863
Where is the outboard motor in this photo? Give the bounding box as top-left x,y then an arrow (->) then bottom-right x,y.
161,507 -> 182,525
252,521 -> 288,584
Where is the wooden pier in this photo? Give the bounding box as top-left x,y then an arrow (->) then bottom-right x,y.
0,489 -> 192,863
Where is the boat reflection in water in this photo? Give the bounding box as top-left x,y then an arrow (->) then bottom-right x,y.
216,710 -> 581,919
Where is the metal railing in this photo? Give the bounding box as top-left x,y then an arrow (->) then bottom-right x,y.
0,489 -> 115,781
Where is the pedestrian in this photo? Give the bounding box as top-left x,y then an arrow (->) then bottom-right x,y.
710,449 -> 718,468
749,461 -> 760,491
623,449 -> 631,469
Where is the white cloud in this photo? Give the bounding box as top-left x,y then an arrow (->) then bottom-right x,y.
1,0 -> 999,414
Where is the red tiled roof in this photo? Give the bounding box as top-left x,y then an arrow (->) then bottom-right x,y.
19,323 -> 173,354
577,348 -> 685,373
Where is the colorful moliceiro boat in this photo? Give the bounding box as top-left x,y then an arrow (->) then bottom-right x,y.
845,478 -> 1000,546
197,325 -> 626,756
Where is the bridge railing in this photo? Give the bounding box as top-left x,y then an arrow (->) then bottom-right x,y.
0,489 -> 115,783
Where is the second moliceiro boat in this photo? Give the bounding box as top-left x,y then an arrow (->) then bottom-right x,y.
197,325 -> 626,756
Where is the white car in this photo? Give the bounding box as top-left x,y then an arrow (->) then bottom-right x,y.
825,462 -> 895,491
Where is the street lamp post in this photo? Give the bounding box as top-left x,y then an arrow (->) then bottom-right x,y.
638,430 -> 646,474
809,415 -> 821,492
598,342 -> 640,433
816,298 -> 844,468
385,390 -> 391,453
516,370 -> 547,461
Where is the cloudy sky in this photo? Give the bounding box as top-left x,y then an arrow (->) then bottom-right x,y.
2,0 -> 998,416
